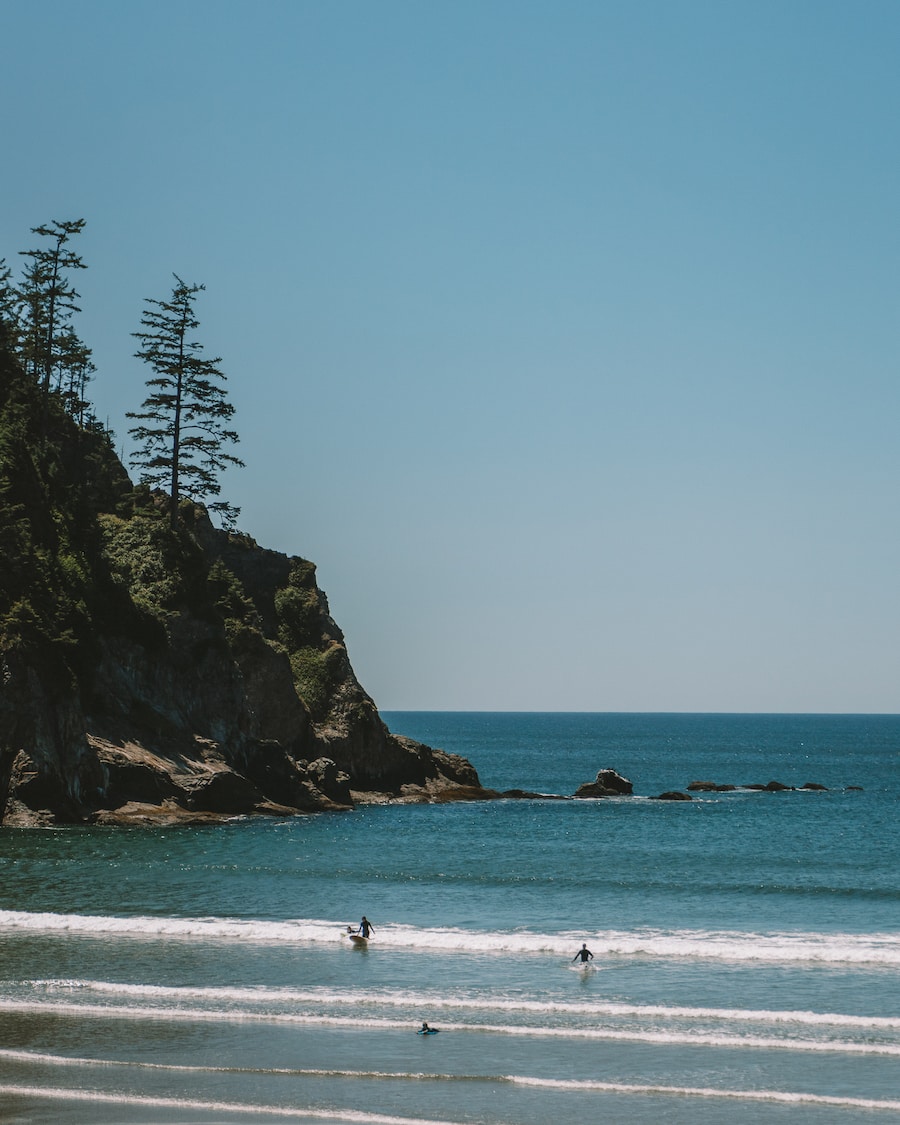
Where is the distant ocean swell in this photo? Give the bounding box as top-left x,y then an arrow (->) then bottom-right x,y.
2,910 -> 898,965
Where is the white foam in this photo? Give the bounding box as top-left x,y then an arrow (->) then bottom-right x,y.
3,910 -> 898,965
2,1001 -> 897,1055
508,1076 -> 900,1111
0,1050 -> 453,1081
2,1072 -> 899,1115
0,1085 -> 458,1124
29,978 -> 900,1031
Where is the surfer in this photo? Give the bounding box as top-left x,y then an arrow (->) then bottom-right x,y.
572,943 -> 594,963
418,1021 -> 439,1034
359,915 -> 373,938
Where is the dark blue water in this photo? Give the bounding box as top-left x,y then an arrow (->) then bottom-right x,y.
0,713 -> 898,1123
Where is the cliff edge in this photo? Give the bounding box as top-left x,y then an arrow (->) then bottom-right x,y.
0,333 -> 480,826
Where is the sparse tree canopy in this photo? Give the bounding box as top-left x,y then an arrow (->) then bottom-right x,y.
0,259 -> 21,346
17,219 -> 90,407
127,276 -> 244,529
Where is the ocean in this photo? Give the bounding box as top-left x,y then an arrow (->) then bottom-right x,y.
0,712 -> 897,1124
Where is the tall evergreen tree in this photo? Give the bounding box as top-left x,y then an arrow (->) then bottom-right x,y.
56,327 -> 96,425
17,219 -> 89,400
127,276 -> 244,529
0,259 -> 21,347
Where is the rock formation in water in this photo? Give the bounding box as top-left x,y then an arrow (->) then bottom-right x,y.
0,332 -> 481,826
573,768 -> 634,798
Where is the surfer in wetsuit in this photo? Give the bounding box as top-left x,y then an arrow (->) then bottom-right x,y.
359,916 -> 373,938
572,943 -> 594,963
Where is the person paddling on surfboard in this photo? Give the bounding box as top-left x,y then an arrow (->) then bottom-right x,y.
418,1021 -> 439,1034
572,943 -> 594,963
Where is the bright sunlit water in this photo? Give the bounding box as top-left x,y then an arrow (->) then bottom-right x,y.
0,712 -> 897,1123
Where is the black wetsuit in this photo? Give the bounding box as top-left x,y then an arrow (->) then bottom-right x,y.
360,917 -> 373,938
573,946 -> 593,962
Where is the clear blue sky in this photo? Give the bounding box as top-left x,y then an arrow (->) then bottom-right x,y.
3,0 -> 898,712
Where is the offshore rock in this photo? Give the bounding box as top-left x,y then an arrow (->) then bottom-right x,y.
742,780 -> 795,792
574,768 -> 633,798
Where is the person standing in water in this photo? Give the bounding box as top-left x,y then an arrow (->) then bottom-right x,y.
359,916 -> 373,938
572,943 -> 593,963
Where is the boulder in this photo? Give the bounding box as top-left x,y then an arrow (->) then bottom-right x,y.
574,768 -> 633,798
801,782 -> 828,791
653,790 -> 693,801
596,769 -> 633,794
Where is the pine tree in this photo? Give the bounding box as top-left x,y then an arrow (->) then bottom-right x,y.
56,327 -> 96,425
0,259 -> 21,347
127,276 -> 244,529
17,219 -> 89,401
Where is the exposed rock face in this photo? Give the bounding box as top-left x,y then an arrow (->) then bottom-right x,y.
0,356 -> 484,826
0,510 -> 483,825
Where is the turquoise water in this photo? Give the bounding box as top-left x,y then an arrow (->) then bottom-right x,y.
0,712 -> 898,1123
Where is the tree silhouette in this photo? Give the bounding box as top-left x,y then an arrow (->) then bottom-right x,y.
17,219 -> 89,402
127,276 -> 244,528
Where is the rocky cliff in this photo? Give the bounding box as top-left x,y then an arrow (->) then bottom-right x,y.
0,333 -> 480,826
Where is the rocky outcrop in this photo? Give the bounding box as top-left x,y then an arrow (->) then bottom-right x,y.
571,772 -> 848,804
574,768 -> 633,798
688,779 -> 834,793
0,410 -> 486,826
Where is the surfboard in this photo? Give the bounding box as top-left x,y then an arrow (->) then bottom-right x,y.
348,933 -> 367,945
417,1027 -> 440,1035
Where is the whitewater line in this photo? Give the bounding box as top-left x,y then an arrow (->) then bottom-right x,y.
2,1002 -> 898,1055
1,1079 -> 899,1116
33,978 -> 900,1031
0,1086 -> 462,1124
508,1077 -> 900,1111
2,910 -> 899,964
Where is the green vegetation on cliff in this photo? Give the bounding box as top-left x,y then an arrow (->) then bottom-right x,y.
0,323 -> 479,825
0,323 -> 131,680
